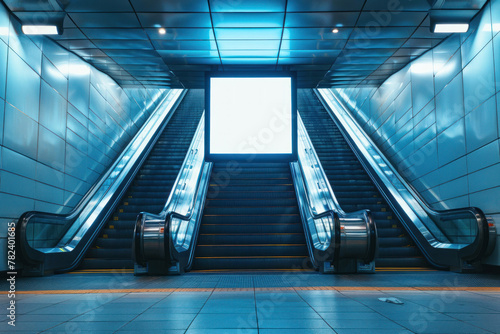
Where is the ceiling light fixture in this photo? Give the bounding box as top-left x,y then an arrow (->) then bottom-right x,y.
429,9 -> 473,34
22,25 -> 59,35
159,28 -> 166,35
432,23 -> 469,33
332,28 -> 339,33
19,12 -> 66,35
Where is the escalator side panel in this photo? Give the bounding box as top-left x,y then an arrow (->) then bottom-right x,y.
298,89 -> 428,268
81,90 -> 205,269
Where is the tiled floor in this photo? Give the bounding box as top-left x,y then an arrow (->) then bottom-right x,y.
1,271 -> 500,333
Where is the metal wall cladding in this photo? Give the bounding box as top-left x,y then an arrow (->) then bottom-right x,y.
0,0 -> 168,231
335,0 -> 500,218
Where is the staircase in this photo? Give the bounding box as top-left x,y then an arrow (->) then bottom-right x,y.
192,162 -> 311,270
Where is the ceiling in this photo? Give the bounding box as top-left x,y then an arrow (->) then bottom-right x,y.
3,0 -> 487,88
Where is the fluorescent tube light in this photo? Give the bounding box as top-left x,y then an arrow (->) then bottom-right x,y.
433,23 -> 469,33
22,25 -> 59,35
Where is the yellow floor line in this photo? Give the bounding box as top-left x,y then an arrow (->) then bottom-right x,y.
68,269 -> 134,274
3,286 -> 500,295
69,268 -> 436,274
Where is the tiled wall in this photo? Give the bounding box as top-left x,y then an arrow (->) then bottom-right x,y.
0,2 -> 167,270
334,0 -> 500,264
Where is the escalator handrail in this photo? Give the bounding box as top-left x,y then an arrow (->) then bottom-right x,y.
317,88 -> 493,265
134,113 -> 211,273
293,113 -> 376,266
159,113 -> 206,221
166,116 -> 212,270
16,89 -> 185,272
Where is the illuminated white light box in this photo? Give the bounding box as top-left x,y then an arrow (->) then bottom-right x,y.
207,75 -> 296,160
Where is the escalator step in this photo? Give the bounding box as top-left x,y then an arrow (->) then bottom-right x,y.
205,198 -> 298,207
198,233 -> 306,245
193,257 -> 311,270
201,215 -> 301,225
196,244 -> 308,257
203,206 -> 299,215
200,223 -> 304,234
193,162 -> 310,271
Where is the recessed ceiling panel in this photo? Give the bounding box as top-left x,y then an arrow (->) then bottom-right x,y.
51,28 -> 86,40
285,12 -> 358,28
138,13 -> 212,28
103,49 -> 158,58
211,0 -> 287,12
280,39 -> 346,50
130,0 -> 210,12
69,13 -> 141,28
340,48 -> 397,57
282,27 -> 352,40
217,40 -> 281,50
221,58 -> 278,65
215,28 -> 283,40
279,50 -> 341,58
220,50 -> 279,58
65,0 -> 134,12
350,27 -> 417,39
92,40 -> 153,50
357,12 -> 428,27
4,0 -> 474,88
157,50 -> 220,58
145,28 -> 214,40
345,38 -> 407,49
212,13 -> 285,28
83,29 -> 149,40
151,40 -> 218,51
334,56 -> 389,64
363,0 -> 431,11
287,0 -> 366,12
279,57 -> 334,65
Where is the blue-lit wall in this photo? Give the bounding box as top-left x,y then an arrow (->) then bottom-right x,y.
334,0 -> 500,264
0,3 -> 167,270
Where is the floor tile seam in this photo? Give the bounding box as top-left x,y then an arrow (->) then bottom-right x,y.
253,279 -> 260,334
183,287 -> 217,333
405,294 -> 500,333
335,289 -> 417,333
36,292 -> 126,333
112,290 -> 174,333
292,285 -> 338,334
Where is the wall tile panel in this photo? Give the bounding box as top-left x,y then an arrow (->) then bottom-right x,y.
334,0 -> 500,218
0,0 -> 167,247
6,49 -> 40,121
462,42 -> 495,113
465,96 -> 498,152
3,104 -> 38,159
435,74 -> 464,133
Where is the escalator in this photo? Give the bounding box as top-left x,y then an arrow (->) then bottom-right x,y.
298,89 -> 428,268
192,162 -> 311,271
81,90 -> 205,269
